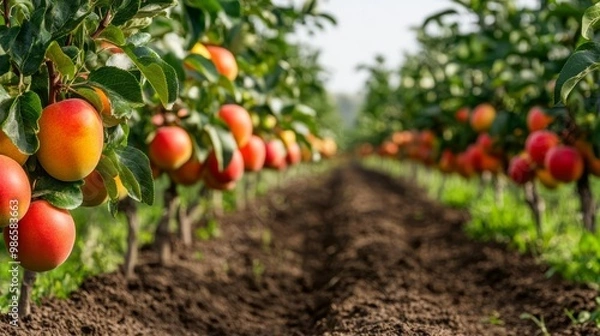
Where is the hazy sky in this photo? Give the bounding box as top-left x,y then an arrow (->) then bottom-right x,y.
295,0 -> 538,94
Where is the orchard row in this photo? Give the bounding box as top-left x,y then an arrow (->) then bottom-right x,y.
355,0 -> 600,235
0,0 -> 337,318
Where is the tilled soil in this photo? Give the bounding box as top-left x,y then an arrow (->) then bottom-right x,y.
2,165 -> 599,335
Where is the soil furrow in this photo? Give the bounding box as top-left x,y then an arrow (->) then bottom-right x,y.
1,165 -> 599,336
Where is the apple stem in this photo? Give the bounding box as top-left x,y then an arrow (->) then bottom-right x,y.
18,269 -> 37,319
155,183 -> 176,265
121,198 -> 139,279
3,0 -> 10,27
576,172 -> 596,232
46,60 -> 58,104
524,181 -> 543,238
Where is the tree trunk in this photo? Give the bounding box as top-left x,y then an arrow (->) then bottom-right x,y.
577,172 -> 596,232
524,181 -> 543,238
493,174 -> 505,207
437,175 -> 447,200
155,183 -> 177,266
121,198 -> 139,279
236,179 -> 246,211
18,270 -> 37,318
211,190 -> 224,217
177,200 -> 192,247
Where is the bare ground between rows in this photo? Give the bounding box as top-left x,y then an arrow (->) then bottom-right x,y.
1,164 -> 599,335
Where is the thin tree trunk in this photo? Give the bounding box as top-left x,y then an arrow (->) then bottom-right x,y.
155,183 -> 177,265
236,178 -> 246,211
18,270 -> 37,318
524,181 -> 543,238
121,198 -> 139,279
211,190 -> 223,217
437,175 -> 447,200
577,172 -> 596,232
178,200 -> 192,247
493,175 -> 505,207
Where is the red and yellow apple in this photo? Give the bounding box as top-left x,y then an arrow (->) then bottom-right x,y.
525,130 -> 559,166
37,99 -> 104,182
218,104 -> 253,148
0,155 -> 31,227
204,149 -> 244,184
0,130 -> 28,165
206,45 -> 238,81
3,200 -> 75,272
527,106 -> 553,132
508,153 -> 535,185
470,103 -> 496,133
240,135 -> 266,171
148,126 -> 193,171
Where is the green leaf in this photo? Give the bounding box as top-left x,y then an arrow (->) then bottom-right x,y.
123,45 -> 179,108
98,25 -> 126,46
186,0 -> 222,12
96,155 -> 120,201
89,66 -> 144,104
9,7 -> 52,75
45,41 -> 75,80
554,42 -> 600,105
220,0 -> 241,17
583,4 -> 600,40
0,92 -> 42,155
44,0 -> 89,38
112,0 -> 142,26
32,176 -> 83,210
204,123 -> 237,171
113,146 -> 154,205
184,54 -> 219,82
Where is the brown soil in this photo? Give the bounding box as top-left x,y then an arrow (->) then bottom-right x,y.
2,164 -> 599,335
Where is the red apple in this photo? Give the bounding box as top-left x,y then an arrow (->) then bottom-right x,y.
240,135 -> 266,172
4,200 -> 75,272
525,130 -> 559,166
527,106 -> 553,132
148,126 -> 193,170
508,153 -> 535,185
545,146 -> 584,182
204,149 -> 244,184
264,139 -> 287,169
218,104 -> 253,148
470,103 -> 496,133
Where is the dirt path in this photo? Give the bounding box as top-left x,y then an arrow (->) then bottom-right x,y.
2,165 -> 599,335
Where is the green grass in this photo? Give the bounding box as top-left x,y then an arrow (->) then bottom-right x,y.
364,156 -> 600,286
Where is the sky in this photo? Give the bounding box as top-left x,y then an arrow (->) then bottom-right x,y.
294,0 -> 537,94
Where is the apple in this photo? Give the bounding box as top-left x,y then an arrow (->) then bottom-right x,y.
264,139 -> 287,169
218,104 -> 253,148
455,107 -> 470,123
206,45 -> 238,81
545,146 -> 584,182
37,99 -> 104,182
204,149 -> 244,184
4,200 -> 75,272
0,155 -> 31,227
148,126 -> 193,171
525,130 -> 560,166
0,130 -> 28,165
508,153 -> 535,185
527,106 -> 553,132
470,103 -> 496,133
240,135 -> 266,172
